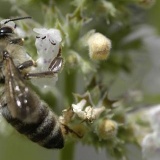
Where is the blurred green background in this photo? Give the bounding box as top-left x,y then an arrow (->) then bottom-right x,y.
0,0 -> 160,160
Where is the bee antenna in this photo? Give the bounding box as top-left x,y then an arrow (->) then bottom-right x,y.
4,16 -> 32,24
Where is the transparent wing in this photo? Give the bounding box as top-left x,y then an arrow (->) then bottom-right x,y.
4,56 -> 40,121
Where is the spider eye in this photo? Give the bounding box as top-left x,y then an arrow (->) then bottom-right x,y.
42,36 -> 46,40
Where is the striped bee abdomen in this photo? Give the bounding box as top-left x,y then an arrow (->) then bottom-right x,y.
1,103 -> 64,149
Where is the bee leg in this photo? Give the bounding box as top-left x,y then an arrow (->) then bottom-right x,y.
24,56 -> 63,80
10,38 -> 24,45
24,71 -> 56,79
17,60 -> 36,70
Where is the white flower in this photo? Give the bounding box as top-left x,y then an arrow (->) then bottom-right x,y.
142,105 -> 160,160
142,132 -> 160,160
148,105 -> 160,131
72,99 -> 105,121
72,99 -> 87,113
89,106 -> 105,120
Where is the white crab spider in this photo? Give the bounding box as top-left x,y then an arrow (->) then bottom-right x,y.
33,28 -> 62,71
31,28 -> 63,91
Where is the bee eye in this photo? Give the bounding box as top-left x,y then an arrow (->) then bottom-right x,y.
0,27 -> 13,35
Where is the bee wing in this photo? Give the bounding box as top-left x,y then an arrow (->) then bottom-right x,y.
5,56 -> 40,121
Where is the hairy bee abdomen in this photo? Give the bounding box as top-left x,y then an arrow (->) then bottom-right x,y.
1,103 -> 64,149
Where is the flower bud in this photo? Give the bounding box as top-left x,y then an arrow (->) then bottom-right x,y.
87,32 -> 111,60
96,119 -> 118,140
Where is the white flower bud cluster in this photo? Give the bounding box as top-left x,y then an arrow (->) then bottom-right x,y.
72,99 -> 105,122
59,99 -> 119,140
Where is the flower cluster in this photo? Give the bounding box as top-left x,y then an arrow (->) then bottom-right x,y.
72,99 -> 105,122
59,92 -> 119,143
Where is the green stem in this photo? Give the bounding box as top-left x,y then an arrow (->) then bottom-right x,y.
64,69 -> 76,104
59,69 -> 76,160
59,142 -> 75,160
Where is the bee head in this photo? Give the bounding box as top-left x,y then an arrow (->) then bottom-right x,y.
0,16 -> 31,36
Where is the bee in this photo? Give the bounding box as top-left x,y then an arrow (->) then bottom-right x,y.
0,17 -> 64,149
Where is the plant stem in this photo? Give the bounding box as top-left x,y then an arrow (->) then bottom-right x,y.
59,142 -> 75,160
